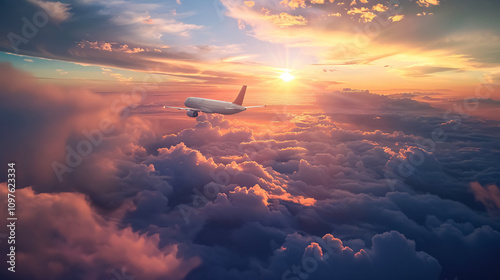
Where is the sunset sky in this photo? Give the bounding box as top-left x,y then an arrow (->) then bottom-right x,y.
1,0 -> 500,97
1,1 -> 500,280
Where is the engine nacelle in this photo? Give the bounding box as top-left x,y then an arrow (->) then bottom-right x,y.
187,110 -> 199,117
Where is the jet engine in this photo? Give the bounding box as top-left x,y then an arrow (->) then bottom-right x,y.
187,110 -> 199,117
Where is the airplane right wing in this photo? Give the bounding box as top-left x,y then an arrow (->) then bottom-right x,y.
244,105 -> 266,109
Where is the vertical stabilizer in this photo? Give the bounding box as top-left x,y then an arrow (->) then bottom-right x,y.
232,85 -> 247,105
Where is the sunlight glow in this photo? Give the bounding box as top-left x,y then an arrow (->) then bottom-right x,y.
279,71 -> 295,82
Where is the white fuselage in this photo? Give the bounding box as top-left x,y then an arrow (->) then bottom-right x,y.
184,97 -> 246,115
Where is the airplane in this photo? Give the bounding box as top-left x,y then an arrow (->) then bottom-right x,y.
163,85 -> 265,117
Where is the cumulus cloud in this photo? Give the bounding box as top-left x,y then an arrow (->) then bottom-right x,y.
265,230 -> 441,280
0,62 -> 165,207
372,3 -> 388,12
262,9 -> 308,26
347,7 -> 377,22
0,62 -> 120,186
280,0 -> 308,9
0,185 -> 200,280
134,90 -> 500,279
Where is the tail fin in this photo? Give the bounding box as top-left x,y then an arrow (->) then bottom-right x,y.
232,85 -> 247,105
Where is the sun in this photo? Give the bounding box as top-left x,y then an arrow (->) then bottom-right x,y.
279,71 -> 295,82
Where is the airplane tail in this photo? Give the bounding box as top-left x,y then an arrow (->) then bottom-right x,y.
232,85 -> 247,105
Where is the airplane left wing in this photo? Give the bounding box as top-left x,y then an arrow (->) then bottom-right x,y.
163,106 -> 215,113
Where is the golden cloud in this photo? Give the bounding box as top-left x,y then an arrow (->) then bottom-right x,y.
417,0 -> 440,7
262,8 -> 308,26
347,7 -> 377,23
244,1 -> 255,7
372,3 -> 388,12
280,0 -> 307,9
389,14 -> 405,22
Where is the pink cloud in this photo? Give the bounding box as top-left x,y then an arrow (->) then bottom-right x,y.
0,184 -> 200,279
470,182 -> 500,215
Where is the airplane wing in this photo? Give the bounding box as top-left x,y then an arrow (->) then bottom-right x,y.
163,106 -> 216,113
163,106 -> 199,111
245,105 -> 266,109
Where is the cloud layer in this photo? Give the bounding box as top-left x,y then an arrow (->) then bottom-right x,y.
1,64 -> 500,280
